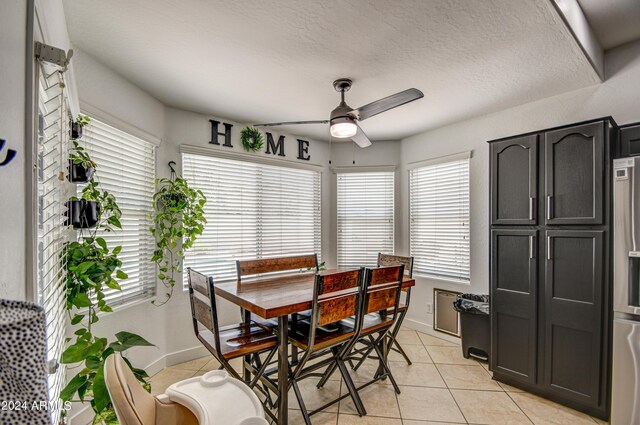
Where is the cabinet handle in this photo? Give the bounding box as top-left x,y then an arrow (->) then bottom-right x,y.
529,235 -> 535,259
547,236 -> 552,260
546,195 -> 553,220
529,197 -> 535,221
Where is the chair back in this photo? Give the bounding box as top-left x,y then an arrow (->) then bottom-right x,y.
187,268 -> 222,355
104,353 -> 156,425
378,253 -> 414,277
237,254 -> 318,282
362,265 -> 405,317
305,269 -> 363,349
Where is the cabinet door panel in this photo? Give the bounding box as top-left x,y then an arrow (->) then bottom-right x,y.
491,230 -> 537,384
545,122 -> 604,225
544,230 -> 603,407
491,135 -> 538,225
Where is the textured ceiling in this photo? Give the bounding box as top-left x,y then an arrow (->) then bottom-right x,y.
578,0 -> 640,50
62,0 -> 600,143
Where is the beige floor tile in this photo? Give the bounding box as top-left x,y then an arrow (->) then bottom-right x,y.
288,377 -> 341,413
199,358 -> 222,372
170,355 -> 211,371
426,345 -> 478,365
395,330 -> 422,345
451,389 -> 532,424
388,343 -> 434,363
348,359 -> 393,386
148,368 -> 197,396
418,333 -> 458,347
436,364 -> 502,391
509,392 -> 596,425
397,386 -> 466,422
338,414 -> 402,424
403,422 -> 466,425
590,417 -> 609,424
387,362 -> 446,388
287,409 -> 337,425
339,382 -> 400,418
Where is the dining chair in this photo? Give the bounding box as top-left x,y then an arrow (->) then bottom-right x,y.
351,253 -> 415,368
317,265 -> 405,394
286,268 -> 366,425
186,268 -> 279,419
104,353 -> 198,425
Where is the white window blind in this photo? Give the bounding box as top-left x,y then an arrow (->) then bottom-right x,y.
182,153 -> 322,285
410,158 -> 470,282
337,172 -> 394,268
36,64 -> 68,422
81,117 -> 156,305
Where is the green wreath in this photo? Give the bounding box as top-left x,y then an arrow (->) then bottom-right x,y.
240,127 -> 264,152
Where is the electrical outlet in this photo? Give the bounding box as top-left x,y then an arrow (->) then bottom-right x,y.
426,303 -> 433,314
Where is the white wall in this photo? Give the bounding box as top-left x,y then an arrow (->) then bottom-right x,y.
399,39 -> 640,334
0,0 -> 29,301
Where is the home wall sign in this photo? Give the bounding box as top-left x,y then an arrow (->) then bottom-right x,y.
0,139 -> 17,167
208,120 -> 311,161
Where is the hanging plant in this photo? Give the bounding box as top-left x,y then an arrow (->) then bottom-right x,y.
150,163 -> 207,306
240,126 -> 264,152
71,113 -> 91,140
60,134 -> 154,425
69,138 -> 96,183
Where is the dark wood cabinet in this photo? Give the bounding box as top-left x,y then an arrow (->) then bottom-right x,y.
544,122 -> 604,225
621,122 -> 640,157
543,230 -> 604,407
488,117 -> 616,420
490,229 -> 537,384
490,135 -> 538,225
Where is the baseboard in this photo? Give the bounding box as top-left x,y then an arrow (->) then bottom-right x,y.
69,344 -> 208,424
404,317 -> 461,344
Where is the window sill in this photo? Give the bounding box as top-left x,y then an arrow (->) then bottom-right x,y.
413,274 -> 470,286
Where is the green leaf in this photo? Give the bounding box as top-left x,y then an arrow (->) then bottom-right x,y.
72,292 -> 92,308
61,340 -> 90,363
105,279 -> 121,291
71,314 -> 85,325
85,356 -> 102,370
92,366 -> 110,413
112,245 -> 122,255
111,331 -> 155,351
74,328 -> 87,336
115,269 -> 128,280
59,373 -> 88,402
107,216 -> 122,229
96,237 -> 107,250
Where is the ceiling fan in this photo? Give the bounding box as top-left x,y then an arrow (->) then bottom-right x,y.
254,78 -> 424,148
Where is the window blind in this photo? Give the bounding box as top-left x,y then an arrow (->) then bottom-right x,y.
36,64 -> 68,423
81,117 -> 156,305
337,172 -> 394,268
410,158 -> 470,281
182,153 -> 322,285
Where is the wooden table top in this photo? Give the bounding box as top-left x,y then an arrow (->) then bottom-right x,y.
215,269 -> 416,319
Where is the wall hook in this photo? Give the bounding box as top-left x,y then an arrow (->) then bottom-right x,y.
168,161 -> 177,181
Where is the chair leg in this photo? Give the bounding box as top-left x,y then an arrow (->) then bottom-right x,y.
335,355 -> 367,416
386,309 -> 412,365
291,379 -> 313,425
390,337 -> 412,365
372,341 -> 401,394
352,344 -> 375,371
316,360 -> 338,389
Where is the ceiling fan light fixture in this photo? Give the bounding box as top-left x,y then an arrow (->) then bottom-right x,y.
330,116 -> 357,138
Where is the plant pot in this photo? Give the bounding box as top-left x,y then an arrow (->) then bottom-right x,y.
68,159 -> 94,183
65,200 -> 100,229
71,122 -> 83,140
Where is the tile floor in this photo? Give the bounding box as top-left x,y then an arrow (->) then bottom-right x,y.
149,328 -> 607,425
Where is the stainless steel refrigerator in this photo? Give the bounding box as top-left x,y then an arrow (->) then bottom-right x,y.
612,157 -> 640,424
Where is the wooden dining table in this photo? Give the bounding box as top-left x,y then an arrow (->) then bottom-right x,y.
214,268 -> 416,425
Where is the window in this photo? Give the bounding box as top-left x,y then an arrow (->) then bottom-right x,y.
81,117 -> 156,305
182,152 -> 322,284
410,154 -> 470,282
36,63 -> 68,422
337,171 -> 394,268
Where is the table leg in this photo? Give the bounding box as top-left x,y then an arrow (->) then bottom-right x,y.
277,315 -> 289,425
290,313 -> 298,366
243,308 -> 251,383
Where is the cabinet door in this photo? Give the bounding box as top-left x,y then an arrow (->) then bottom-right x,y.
543,230 -> 604,408
491,135 -> 538,225
491,229 -> 537,384
544,122 -> 604,225
621,123 -> 640,157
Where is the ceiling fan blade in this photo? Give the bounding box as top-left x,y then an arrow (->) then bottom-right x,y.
253,120 -> 329,127
353,88 -> 424,121
351,124 -> 372,148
